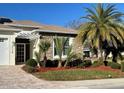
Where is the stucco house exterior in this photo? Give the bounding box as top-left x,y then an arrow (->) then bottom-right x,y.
0,17 -> 91,65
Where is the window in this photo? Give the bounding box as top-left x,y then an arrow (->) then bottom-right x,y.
54,37 -> 69,56
0,38 -> 8,42
54,46 -> 58,56
0,39 -> 4,42
63,38 -> 69,55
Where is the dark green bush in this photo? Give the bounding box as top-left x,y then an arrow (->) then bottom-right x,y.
40,59 -> 59,67
46,59 -> 58,67
69,59 -> 83,67
83,60 -> 92,67
110,62 -> 121,69
77,60 -> 92,68
25,59 -> 37,67
107,61 -> 112,66
92,60 -> 103,67
77,62 -> 84,68
103,61 -> 108,66
121,62 -> 124,72
39,61 -> 43,67
22,65 -> 37,73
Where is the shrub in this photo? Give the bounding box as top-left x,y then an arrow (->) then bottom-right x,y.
22,65 -> 37,73
83,60 -> 92,67
52,59 -> 59,67
110,62 -> 121,69
77,63 -> 85,68
92,60 -> 103,67
77,60 -> 92,68
40,59 -> 59,67
107,61 -> 112,66
39,61 -> 43,67
103,61 -> 108,66
46,59 -> 57,67
70,59 -> 83,67
25,59 -> 37,67
39,60 -> 58,67
121,62 -> 124,72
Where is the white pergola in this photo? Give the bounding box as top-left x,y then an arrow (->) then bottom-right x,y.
16,31 -> 40,40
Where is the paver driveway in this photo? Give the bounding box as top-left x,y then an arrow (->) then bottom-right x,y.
0,65 -> 87,89
0,65 -> 124,89
0,65 -> 54,88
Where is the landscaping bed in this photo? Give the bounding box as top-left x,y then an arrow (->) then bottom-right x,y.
33,66 -> 124,81
23,58 -> 124,81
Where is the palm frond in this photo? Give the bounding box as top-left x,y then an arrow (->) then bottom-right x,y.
78,4 -> 124,52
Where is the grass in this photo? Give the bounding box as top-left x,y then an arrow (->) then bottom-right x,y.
33,69 -> 124,81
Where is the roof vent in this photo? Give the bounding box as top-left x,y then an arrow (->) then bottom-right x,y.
0,17 -> 13,24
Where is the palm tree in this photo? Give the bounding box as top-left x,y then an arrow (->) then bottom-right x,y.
39,40 -> 51,67
34,51 -> 43,66
77,4 -> 124,61
54,36 -> 68,68
64,45 -> 78,67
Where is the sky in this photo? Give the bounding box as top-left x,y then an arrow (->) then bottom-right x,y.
0,3 -> 124,27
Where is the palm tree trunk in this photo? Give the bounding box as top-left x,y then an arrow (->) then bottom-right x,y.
100,49 -> 103,61
58,61 -> 62,68
98,48 -> 101,58
57,54 -> 63,68
98,36 -> 103,62
98,46 -> 103,62
64,60 -> 68,67
43,52 -> 47,67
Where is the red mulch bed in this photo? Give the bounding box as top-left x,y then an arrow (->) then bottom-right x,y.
86,66 -> 123,73
36,65 -> 124,74
36,67 -> 74,72
86,66 -> 118,71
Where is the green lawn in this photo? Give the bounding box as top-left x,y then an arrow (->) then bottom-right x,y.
33,69 -> 124,81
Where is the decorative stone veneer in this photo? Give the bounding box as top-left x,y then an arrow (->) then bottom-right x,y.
40,35 -> 54,60
32,34 -> 83,60
72,36 -> 83,56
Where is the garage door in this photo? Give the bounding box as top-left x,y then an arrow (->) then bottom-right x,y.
0,37 -> 9,65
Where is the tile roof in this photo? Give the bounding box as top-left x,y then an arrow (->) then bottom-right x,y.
0,19 -> 78,34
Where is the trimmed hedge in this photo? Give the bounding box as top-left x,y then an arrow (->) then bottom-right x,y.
45,59 -> 58,67
22,65 -> 37,73
83,60 -> 92,67
77,63 -> 84,68
77,60 -> 92,68
69,59 -> 83,67
92,60 -> 103,67
107,61 -> 112,66
121,62 -> 124,72
25,59 -> 37,67
39,59 -> 83,67
103,61 -> 108,66
110,62 -> 121,69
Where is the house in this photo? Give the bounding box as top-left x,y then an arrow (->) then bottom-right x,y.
0,17 -> 91,65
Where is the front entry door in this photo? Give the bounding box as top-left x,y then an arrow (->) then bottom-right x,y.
15,38 -> 30,65
16,43 -> 26,64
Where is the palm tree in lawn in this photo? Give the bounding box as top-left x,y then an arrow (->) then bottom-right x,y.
39,40 -> 51,67
54,36 -> 68,68
64,45 -> 78,67
77,4 -> 124,61
34,51 -> 42,66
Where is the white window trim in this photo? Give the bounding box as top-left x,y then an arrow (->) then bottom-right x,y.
53,37 -> 74,59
